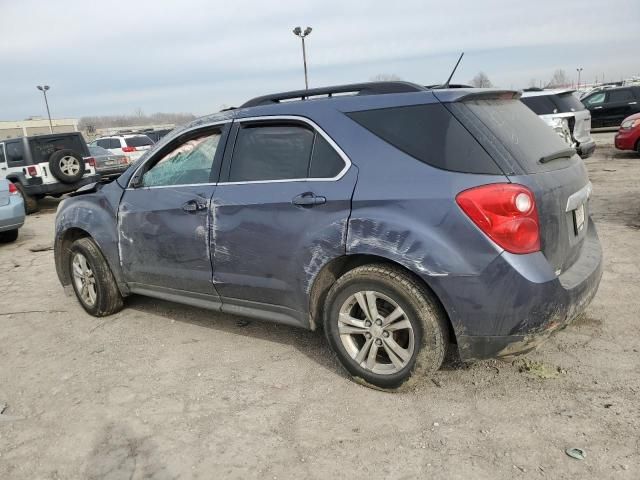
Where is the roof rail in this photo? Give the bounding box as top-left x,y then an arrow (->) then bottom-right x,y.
240,81 -> 426,108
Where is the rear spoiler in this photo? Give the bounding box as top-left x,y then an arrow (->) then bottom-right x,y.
433,89 -> 522,103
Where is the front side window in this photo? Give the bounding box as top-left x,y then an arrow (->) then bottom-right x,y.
142,131 -> 221,187
229,124 -> 314,182
584,92 -> 605,106
607,89 -> 635,103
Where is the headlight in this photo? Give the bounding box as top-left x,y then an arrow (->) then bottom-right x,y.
621,119 -> 640,129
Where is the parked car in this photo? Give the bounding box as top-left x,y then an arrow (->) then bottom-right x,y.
87,145 -> 131,178
89,135 -> 154,162
614,113 -> 640,154
54,82 -> 602,389
0,133 -> 99,214
521,89 -> 596,158
0,179 -> 25,242
581,86 -> 640,128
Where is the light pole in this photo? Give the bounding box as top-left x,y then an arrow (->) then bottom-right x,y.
292,26 -> 312,89
576,68 -> 583,89
36,85 -> 53,133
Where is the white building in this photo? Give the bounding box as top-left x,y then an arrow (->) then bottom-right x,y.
0,117 -> 79,140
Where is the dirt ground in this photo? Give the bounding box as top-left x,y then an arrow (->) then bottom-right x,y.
1,132 -> 638,479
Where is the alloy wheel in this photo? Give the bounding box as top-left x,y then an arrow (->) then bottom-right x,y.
60,155 -> 81,175
338,290 -> 415,374
72,252 -> 97,307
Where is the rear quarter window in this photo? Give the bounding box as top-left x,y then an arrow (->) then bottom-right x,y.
346,103 -> 502,175
521,95 -> 557,115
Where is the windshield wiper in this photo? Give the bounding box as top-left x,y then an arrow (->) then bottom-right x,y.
539,148 -> 576,164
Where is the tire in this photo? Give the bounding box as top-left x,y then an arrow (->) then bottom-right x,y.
49,149 -> 85,184
323,264 -> 449,390
68,237 -> 124,317
0,229 -> 19,243
635,139 -> 640,156
13,182 -> 39,214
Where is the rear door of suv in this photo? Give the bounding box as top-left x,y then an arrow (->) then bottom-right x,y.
211,116 -> 356,324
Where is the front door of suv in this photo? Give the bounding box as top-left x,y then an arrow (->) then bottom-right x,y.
118,123 -> 229,298
211,117 -> 356,325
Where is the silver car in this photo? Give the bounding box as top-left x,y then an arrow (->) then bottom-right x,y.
0,179 -> 25,242
521,89 -> 596,158
87,145 -> 131,178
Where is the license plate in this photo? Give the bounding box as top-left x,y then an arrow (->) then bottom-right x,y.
573,203 -> 585,234
105,160 -> 116,166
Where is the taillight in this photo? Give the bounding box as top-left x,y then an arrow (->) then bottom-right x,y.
456,183 -> 540,254
27,166 -> 37,176
122,146 -> 137,152
86,157 -> 96,167
8,182 -> 18,195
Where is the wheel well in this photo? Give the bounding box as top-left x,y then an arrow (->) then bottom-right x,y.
56,227 -> 91,286
308,254 -> 456,343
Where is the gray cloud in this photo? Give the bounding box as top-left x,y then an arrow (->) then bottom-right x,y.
1,0 -> 638,119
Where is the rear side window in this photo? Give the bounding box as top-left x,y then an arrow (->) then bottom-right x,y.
229,124 -> 314,182
347,103 -> 502,174
6,141 -> 25,163
608,89 -> 635,103
452,98 -> 573,173
110,139 -> 121,149
125,136 -> 153,147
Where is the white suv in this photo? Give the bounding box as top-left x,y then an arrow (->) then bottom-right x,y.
90,135 -> 154,162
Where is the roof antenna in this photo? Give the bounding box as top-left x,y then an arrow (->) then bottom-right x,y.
442,52 -> 464,88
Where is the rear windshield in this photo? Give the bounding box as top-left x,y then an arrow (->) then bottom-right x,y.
346,103 -> 502,175
28,135 -> 88,163
449,98 -> 575,174
125,136 -> 153,147
521,93 -> 585,115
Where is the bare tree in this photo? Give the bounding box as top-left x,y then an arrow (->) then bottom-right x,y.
528,78 -> 538,88
470,72 -> 493,88
370,73 -> 402,81
546,69 -> 569,88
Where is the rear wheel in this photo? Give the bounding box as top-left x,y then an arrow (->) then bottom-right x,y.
0,229 -> 19,243
13,182 -> 39,214
68,237 -> 123,316
323,264 -> 448,390
635,139 -> 640,155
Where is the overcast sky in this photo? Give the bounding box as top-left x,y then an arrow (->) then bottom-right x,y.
1,0 -> 638,120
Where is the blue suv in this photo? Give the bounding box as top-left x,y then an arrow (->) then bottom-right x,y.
54,82 -> 602,389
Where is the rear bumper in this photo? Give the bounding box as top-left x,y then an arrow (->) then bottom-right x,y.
22,175 -> 101,196
97,166 -> 128,178
432,220 -> 603,361
576,139 -> 596,158
0,196 -> 26,232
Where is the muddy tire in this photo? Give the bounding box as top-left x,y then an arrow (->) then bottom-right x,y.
49,149 -> 85,184
68,237 -> 123,317
323,264 -> 449,390
0,229 -> 19,243
13,182 -> 39,214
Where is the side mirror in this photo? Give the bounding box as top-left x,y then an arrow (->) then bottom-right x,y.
130,172 -> 143,188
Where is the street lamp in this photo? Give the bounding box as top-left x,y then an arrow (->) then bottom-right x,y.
36,85 -> 53,133
576,68 -> 583,89
292,26 -> 312,89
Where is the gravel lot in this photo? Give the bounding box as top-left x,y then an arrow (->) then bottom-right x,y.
1,132 -> 638,479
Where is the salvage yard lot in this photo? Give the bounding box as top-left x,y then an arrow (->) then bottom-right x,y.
0,132 -> 638,479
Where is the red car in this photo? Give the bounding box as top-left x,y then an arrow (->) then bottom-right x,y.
614,113 -> 640,154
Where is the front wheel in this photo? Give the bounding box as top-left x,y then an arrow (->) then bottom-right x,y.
323,264 -> 449,390
68,237 -> 124,316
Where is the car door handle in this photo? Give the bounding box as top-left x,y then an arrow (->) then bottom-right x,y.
182,199 -> 207,212
292,192 -> 326,206
593,106 -> 603,109
629,101 -> 638,105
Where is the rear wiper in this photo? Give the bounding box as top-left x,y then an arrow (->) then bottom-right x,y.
539,148 -> 576,164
